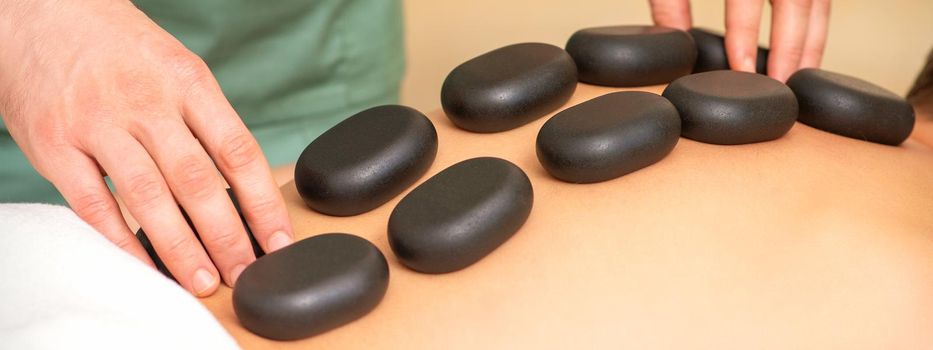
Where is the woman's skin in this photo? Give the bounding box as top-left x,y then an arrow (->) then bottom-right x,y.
0,0 -> 294,297
202,83 -> 933,348
650,0 -> 832,82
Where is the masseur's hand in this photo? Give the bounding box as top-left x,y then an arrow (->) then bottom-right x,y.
649,0 -> 831,82
0,0 -> 294,296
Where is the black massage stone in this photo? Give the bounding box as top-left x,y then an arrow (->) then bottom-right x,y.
441,43 -> 578,133
233,233 -> 389,341
565,25 -> 697,87
136,188 -> 263,280
787,68 -> 915,146
536,91 -> 681,183
689,28 -> 768,74
388,157 -> 533,274
295,105 -> 438,216
662,70 -> 798,144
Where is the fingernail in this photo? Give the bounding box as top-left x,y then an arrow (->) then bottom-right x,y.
229,264 -> 246,286
267,230 -> 293,252
193,268 -> 217,297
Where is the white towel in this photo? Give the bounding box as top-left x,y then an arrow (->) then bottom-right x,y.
0,204 -> 239,350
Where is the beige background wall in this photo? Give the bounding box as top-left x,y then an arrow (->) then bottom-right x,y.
400,0 -> 933,112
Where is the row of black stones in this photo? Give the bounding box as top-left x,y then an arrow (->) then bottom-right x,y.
140,24 -> 916,341
448,25 -> 913,183
537,70 -> 798,183
442,25 -> 771,134
233,106 -> 535,340
291,105 -> 533,277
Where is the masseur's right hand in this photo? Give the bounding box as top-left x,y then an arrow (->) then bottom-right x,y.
0,0 -> 294,296
649,0 -> 831,82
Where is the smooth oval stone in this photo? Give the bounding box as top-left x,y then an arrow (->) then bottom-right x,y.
388,157 -> 533,274
295,105 -> 438,216
536,91 -> 681,183
233,233 -> 389,340
787,68 -> 915,146
136,188 -> 263,280
440,43 -> 577,133
565,25 -> 696,87
662,70 -> 798,144
689,28 -> 768,74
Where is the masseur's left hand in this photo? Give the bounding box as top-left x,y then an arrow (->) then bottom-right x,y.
649,0 -> 831,82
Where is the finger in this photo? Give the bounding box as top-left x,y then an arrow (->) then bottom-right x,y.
767,0 -> 813,81
132,117 -> 255,286
181,73 -> 294,254
799,0 -> 830,68
89,128 -> 219,296
725,0 -> 765,72
649,0 -> 693,30
46,148 -> 153,266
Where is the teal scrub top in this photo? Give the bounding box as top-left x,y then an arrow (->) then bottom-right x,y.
0,0 -> 405,203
